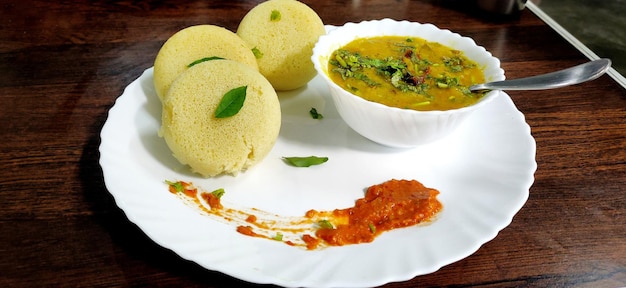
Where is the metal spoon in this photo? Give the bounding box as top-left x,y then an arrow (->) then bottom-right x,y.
469,58 -> 611,92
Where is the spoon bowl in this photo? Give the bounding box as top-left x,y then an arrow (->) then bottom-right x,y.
470,59 -> 612,92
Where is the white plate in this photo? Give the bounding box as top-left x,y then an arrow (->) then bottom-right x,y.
99,68 -> 536,288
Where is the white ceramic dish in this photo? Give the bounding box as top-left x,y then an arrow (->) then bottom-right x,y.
99,67 -> 536,288
312,19 -> 505,147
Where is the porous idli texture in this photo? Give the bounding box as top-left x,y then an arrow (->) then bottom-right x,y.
160,60 -> 281,177
154,25 -> 258,101
237,0 -> 325,91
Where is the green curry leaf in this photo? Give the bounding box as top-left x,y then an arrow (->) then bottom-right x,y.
187,56 -> 224,67
282,156 -> 328,167
215,86 -> 247,118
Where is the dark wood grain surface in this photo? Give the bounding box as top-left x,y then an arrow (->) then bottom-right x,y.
1,1 -> 625,287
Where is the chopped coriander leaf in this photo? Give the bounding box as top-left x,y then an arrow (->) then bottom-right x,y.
434,74 -> 459,89
331,49 -> 432,92
211,188 -> 225,199
251,47 -> 263,59
458,86 -> 475,96
270,10 -> 281,21
368,223 -> 376,234
317,220 -> 334,229
442,55 -> 476,72
165,180 -> 184,193
272,233 -> 283,241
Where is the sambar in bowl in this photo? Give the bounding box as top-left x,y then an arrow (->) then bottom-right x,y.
312,18 -> 505,147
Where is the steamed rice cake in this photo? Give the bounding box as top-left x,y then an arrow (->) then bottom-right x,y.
153,25 -> 259,101
160,59 -> 281,177
236,0 -> 325,91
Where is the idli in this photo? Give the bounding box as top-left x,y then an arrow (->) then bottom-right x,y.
154,25 -> 259,101
160,60 -> 281,177
237,0 -> 325,91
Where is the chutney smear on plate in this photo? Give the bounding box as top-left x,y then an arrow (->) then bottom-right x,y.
167,179 -> 442,250
307,179 -> 442,247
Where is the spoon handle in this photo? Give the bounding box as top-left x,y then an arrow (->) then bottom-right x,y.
470,58 -> 611,91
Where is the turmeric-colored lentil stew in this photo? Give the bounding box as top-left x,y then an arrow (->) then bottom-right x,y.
328,36 -> 486,111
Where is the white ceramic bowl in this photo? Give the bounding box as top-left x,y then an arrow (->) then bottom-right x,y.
312,18 -> 505,148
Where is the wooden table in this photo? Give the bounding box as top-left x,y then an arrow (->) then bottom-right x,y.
2,1 -> 625,287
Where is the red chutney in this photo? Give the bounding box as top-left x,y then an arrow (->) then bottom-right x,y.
313,179 -> 442,246
236,225 -> 258,237
200,192 -> 223,210
167,181 -> 197,198
167,179 -> 442,250
302,234 -> 321,250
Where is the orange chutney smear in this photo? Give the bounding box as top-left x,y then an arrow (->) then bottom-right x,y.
309,179 -> 442,246
167,179 -> 442,250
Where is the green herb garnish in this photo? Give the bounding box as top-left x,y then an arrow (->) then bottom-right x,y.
165,180 -> 184,193
215,86 -> 247,118
309,107 -> 323,119
330,49 -> 430,92
270,10 -> 281,21
187,56 -> 224,67
434,74 -> 459,89
317,220 -> 334,229
368,223 -> 376,234
272,233 -> 283,241
283,156 -> 328,167
211,188 -> 225,199
251,47 -> 263,59
442,55 -> 475,72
